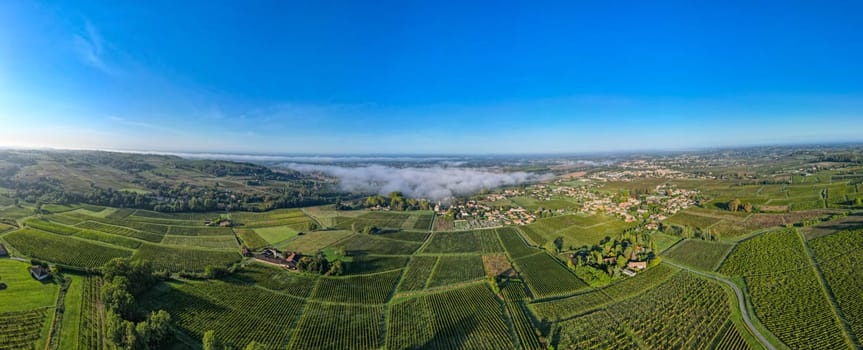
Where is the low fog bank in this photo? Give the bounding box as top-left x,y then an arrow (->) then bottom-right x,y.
282,163 -> 550,201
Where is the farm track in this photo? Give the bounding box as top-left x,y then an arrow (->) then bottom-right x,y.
664,260 -> 776,350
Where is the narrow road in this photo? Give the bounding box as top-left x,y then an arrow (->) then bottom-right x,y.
664,260 -> 777,350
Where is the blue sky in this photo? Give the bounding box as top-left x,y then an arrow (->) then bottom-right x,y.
1,1 -> 861,154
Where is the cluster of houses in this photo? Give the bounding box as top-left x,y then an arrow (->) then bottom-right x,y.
253,248 -> 300,270
435,200 -> 538,228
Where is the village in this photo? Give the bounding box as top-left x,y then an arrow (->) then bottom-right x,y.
437,175 -> 699,230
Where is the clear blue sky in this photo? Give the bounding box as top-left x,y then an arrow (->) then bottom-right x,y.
1,1 -> 861,154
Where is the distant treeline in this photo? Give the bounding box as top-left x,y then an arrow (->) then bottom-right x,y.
0,150 -> 350,212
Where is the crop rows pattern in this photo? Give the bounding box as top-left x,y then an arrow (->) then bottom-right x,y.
386,284 -> 513,349
0,309 -> 49,350
5,229 -> 132,268
514,253 -> 587,298
811,229 -> 863,339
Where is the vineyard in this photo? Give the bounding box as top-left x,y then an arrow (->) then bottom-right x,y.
714,323 -> 752,350
226,263 -> 316,298
341,234 -> 422,255
374,230 -> 429,242
311,270 -> 401,304
386,284 -> 514,349
143,279 -> 305,350
720,229 -> 851,349
334,212 -> 430,230
498,227 -> 540,259
75,276 -> 106,350
235,228 -> 269,249
719,229 -> 811,276
475,229 -> 504,253
75,220 -> 164,242
501,282 -> 542,350
346,255 -> 409,275
396,256 -> 438,292
4,229 -> 132,268
531,264 -> 679,321
288,303 -> 384,350
167,226 -> 233,236
427,255 -> 485,288
551,272 -> 731,349
553,310 -> 638,349
664,239 -> 733,271
810,228 -> 863,341
423,231 -> 483,253
513,252 -> 587,298
161,235 -> 239,250
131,243 -> 240,272
0,309 -> 50,350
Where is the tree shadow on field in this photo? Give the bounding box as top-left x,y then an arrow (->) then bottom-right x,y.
815,212 -> 863,231
421,315 -> 478,349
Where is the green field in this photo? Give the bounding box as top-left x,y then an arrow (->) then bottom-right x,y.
0,259 -> 59,312
280,230 -> 354,253
0,259 -> 59,350
253,225 -> 303,244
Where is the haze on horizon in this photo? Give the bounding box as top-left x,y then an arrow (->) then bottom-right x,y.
1,1 -> 862,154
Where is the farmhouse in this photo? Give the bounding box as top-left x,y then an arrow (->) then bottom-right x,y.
29,265 -> 50,281
0,243 -> 8,257
627,261 -> 648,270
255,248 -> 300,270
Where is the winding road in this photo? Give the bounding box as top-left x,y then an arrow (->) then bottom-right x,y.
664,260 -> 777,350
